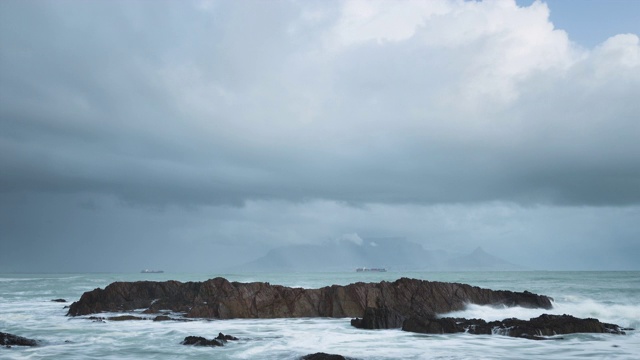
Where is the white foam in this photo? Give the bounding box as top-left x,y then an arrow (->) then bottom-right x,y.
441,298 -> 640,329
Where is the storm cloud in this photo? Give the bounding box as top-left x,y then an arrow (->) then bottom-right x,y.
1,0 -> 638,272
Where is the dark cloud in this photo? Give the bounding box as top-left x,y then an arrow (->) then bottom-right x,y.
0,0 -> 638,272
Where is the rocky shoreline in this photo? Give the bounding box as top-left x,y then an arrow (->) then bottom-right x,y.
68,277 -> 552,322
64,277 -> 631,342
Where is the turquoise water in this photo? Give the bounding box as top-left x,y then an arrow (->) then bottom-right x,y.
1,271 -> 639,359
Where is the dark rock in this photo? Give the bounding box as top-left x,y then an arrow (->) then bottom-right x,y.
402,317 -> 462,334
67,277 -> 552,330
0,332 -> 38,347
215,332 -> 238,342
153,315 -> 172,321
500,314 -> 627,338
402,314 -> 627,339
181,336 -> 223,347
51,298 -> 67,303
301,353 -> 348,360
350,306 -> 406,329
107,315 -> 145,321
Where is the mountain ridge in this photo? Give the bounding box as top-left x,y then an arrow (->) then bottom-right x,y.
234,239 -> 522,272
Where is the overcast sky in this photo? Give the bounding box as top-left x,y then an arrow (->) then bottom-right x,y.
1,0 -> 638,272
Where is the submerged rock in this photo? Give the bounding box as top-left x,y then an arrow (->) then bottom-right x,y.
402,314 -> 628,339
51,298 -> 67,303
67,277 -> 552,330
0,332 -> 38,347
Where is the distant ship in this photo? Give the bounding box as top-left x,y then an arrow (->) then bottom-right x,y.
141,269 -> 164,273
356,267 -> 387,272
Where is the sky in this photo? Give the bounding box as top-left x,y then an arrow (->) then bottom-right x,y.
1,0 -> 638,273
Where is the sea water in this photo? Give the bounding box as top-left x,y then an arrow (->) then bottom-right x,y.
1,271 -> 638,359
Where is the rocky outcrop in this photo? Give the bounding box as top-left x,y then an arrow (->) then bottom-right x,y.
181,336 -> 223,347
216,332 -> 238,341
402,314 -> 628,339
68,277 -> 552,330
0,332 -> 38,347
181,333 -> 237,347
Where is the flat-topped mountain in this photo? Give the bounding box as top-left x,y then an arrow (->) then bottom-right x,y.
238,239 -> 521,272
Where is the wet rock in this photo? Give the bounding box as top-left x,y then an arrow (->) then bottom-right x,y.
181,333 -> 237,347
215,332 -> 238,342
301,353 -> 350,360
350,306 -> 406,329
498,314 -> 627,338
107,315 -> 145,321
0,332 -> 38,347
181,336 -> 223,347
402,317 -> 462,334
67,277 -> 552,330
153,315 -> 172,321
51,298 -> 66,303
402,314 -> 628,339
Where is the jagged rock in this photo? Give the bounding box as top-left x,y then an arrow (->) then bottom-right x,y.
67,277 -> 552,330
0,332 -> 38,347
402,314 -> 627,339
181,336 -> 223,347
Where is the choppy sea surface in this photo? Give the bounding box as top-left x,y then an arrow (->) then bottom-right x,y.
1,271 -> 639,359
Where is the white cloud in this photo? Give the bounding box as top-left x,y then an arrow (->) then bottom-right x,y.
0,0 -> 639,271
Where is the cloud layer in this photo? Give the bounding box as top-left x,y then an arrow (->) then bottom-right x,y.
0,0 -> 638,271
2,0 -> 638,207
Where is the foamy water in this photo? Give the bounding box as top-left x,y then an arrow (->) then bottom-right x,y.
1,271 -> 638,359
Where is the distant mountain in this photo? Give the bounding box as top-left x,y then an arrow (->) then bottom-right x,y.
236,239 -> 521,272
238,238 -> 435,272
446,247 -> 522,271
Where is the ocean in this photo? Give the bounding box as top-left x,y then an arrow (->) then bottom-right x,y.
1,271 -> 638,359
